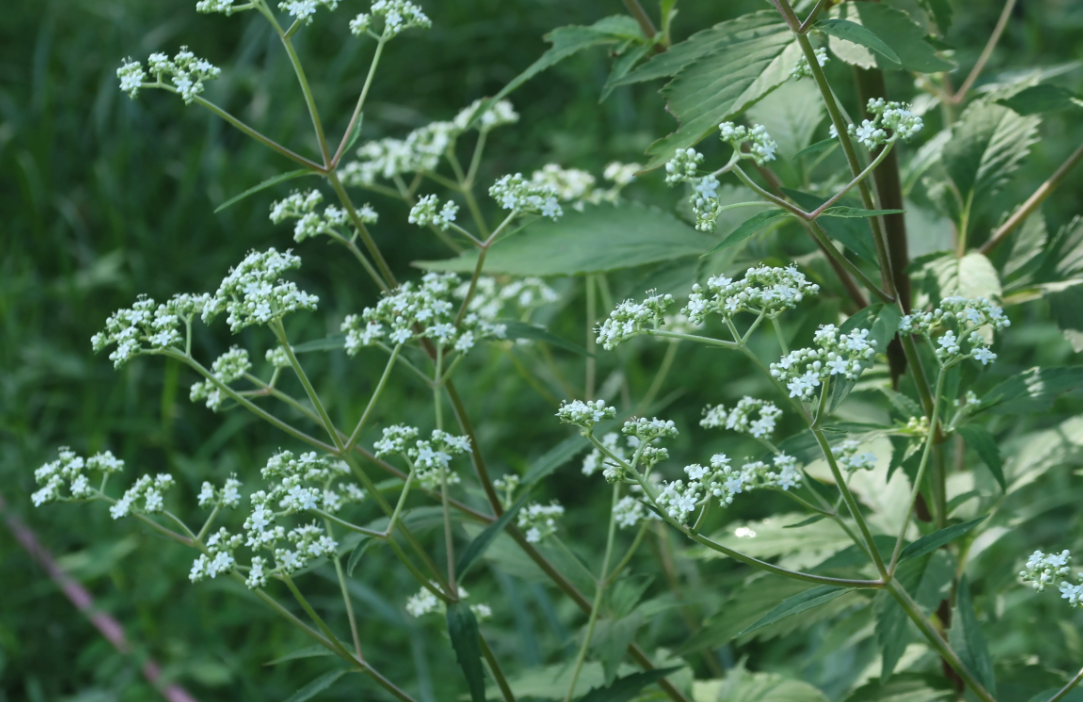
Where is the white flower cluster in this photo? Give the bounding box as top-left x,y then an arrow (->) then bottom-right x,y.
197,476 -> 243,509
91,293 -> 209,368
658,453 -> 802,524
454,276 -> 558,323
373,425 -> 471,490
556,399 -> 616,431
684,265 -> 820,326
269,189 -> 377,243
595,291 -> 674,350
257,450 -> 364,516
846,99 -> 923,149
350,0 -> 431,39
661,149 -> 725,231
582,426 -> 670,484
700,397 -> 782,439
189,528 -> 244,583
117,48 -> 221,103
190,346 -> 251,411
1020,550 -> 1072,592
408,194 -> 459,230
341,272 -> 505,354
900,296 -> 1008,367
341,99 -> 517,187
518,501 -> 564,543
664,148 -> 703,185
613,495 -> 649,529
489,174 -> 563,220
582,433 -> 629,480
528,163 -> 638,209
110,473 -> 177,519
266,346 -> 292,368
203,248 -> 319,332
832,440 -> 877,473
718,122 -> 778,166
604,162 -> 641,187
195,0 -> 246,16
32,448 -> 124,507
791,47 -> 829,79
279,0 -> 339,25
770,324 -> 877,401
405,584 -> 491,620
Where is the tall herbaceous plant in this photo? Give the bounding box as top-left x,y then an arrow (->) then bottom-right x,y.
33,0 -> 1083,701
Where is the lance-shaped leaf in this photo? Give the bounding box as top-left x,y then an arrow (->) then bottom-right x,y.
975,366 -> 1083,415
284,669 -> 350,702
949,576 -> 997,695
577,667 -> 682,702
447,602 -> 487,702
898,517 -> 987,563
215,168 -> 319,213
954,425 -> 1006,490
456,491 -> 532,580
824,3 -> 954,73
700,209 -> 791,257
782,188 -> 879,265
737,585 -> 851,637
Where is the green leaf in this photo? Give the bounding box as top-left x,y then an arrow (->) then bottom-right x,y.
346,535 -> 376,577
783,189 -> 878,265
700,209 -> 790,257
843,672 -> 953,702
693,666 -> 829,702
601,42 -> 653,102
794,138 -> 838,159
1047,282 -> 1083,353
815,19 -> 900,65
747,80 -> 825,163
976,366 -> 1083,415
522,434 -> 592,487
954,425 -> 1005,490
917,0 -> 954,34
446,602 -> 486,702
591,613 -> 643,685
873,553 -> 954,682
417,202 -> 714,276
498,319 -> 589,356
919,251 -> 1002,302
822,207 -> 905,218
943,102 -> 1040,222
577,667 -> 681,702
264,645 -> 335,666
949,576 -> 996,695
457,491 -> 531,580
824,3 -> 954,73
479,17 -> 643,117
291,334 -> 346,354
342,113 -> 365,155
737,585 -> 850,637
639,11 -> 797,169
1027,690 -> 1083,702
997,84 -> 1083,115
784,515 -> 826,529
283,669 -> 349,702
874,586 -> 911,681
898,516 -> 987,563
214,168 -> 318,214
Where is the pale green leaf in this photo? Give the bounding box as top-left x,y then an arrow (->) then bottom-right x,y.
522,434 -> 592,487
976,366 -> 1083,415
997,84 -> 1083,115
824,3 -> 954,73
816,19 -> 900,65
747,80 -> 825,162
590,613 -> 643,686
416,202 -> 714,276
921,251 -> 1002,301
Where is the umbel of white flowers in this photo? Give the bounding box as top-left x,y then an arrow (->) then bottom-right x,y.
900,296 -> 1008,367
1020,549 -> 1083,609
829,98 -> 924,149
769,324 -> 878,401
373,425 -> 471,490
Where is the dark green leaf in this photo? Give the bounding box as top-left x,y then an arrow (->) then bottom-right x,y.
591,612 -> 642,685
498,319 -> 589,356
342,113 -> 365,155
640,11 -> 797,169
955,425 -> 1005,490
283,669 -> 349,702
291,334 -> 346,354
576,667 -> 681,702
737,585 -> 850,637
874,587 -> 910,681
825,3 -> 954,73
821,207 -> 905,218
446,602 -> 486,702
815,19 -> 900,65
601,42 -> 653,102
794,138 -> 838,159
1026,690 -> 1083,702
522,433 -> 592,487
784,515 -> 826,529
783,188 -> 878,265
700,209 -> 790,257
843,672 -> 953,701
917,0 -> 954,33
417,202 -> 715,276
913,551 -> 955,612
264,646 -> 335,666
214,168 -> 317,214
976,366 -> 1083,414
880,388 -> 923,420
457,491 -> 531,580
829,303 -> 901,412
949,576 -> 996,694
346,535 -> 376,577
997,84 -> 1083,115
1047,282 -> 1083,353
898,517 -> 986,563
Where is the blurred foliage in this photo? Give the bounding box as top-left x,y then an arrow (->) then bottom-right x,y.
3,0 -> 1083,701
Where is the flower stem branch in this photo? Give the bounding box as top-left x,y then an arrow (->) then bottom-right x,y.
946,0 -> 1018,105
332,36 -> 387,167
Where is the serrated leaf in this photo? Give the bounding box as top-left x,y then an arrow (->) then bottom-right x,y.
264,646 -> 335,666
874,585 -> 912,681
590,613 -> 643,686
898,517 -> 987,563
577,667 -> 681,702
913,551 -> 955,611
747,80 -> 825,163
880,388 -> 923,420
283,669 -> 349,702
522,434 -> 592,487
498,319 -> 589,356
694,666 -> 829,702
824,3 -> 954,73
874,553 -> 954,681
949,576 -> 996,695
783,189 -> 878,265
822,207 -> 905,218
1047,282 -> 1083,352
214,168 -> 318,214
1001,210 -> 1048,285
457,491 -> 531,580
700,209 -> 790,257
738,586 -> 850,637
641,11 -> 797,169
447,602 -> 486,702
943,102 -> 1040,223
976,366 -> 1083,414
923,251 -> 1002,302
954,425 -> 1005,490
417,202 -> 714,276
843,672 -> 953,702
601,42 -> 653,102
997,84 -> 1083,115
816,19 -> 900,65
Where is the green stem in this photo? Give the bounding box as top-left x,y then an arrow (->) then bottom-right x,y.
1048,666 -> 1083,702
274,321 -> 343,451
267,13 -> 332,166
332,36 -> 386,166
564,483 -> 622,702
481,633 -> 517,702
805,220 -> 893,303
191,97 -> 325,172
282,574 -> 355,661
771,317 -> 789,356
636,339 -> 679,414
327,522 -> 364,658
586,275 -> 597,400
645,329 -> 738,350
345,344 -> 401,452
608,520 -> 650,584
327,168 -> 398,289
464,130 -> 488,189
